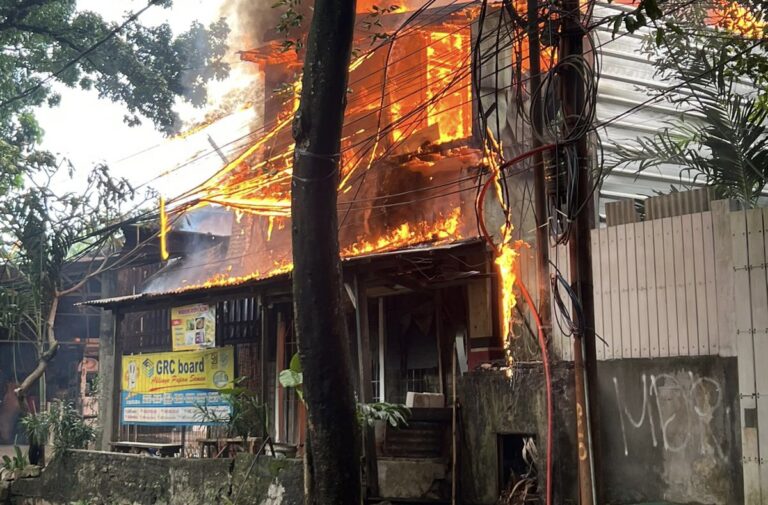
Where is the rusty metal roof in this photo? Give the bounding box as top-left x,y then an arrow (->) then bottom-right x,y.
80,237 -> 484,309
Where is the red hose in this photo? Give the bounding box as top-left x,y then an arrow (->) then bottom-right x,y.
474,143 -> 557,253
518,276 -> 553,505
474,143 -> 556,505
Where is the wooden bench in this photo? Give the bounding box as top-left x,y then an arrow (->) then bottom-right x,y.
110,441 -> 183,457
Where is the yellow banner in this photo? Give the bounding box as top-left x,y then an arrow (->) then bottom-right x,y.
121,346 -> 234,395
171,303 -> 216,351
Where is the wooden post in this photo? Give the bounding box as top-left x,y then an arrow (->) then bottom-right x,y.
378,298 -> 386,402
435,290 -> 445,399
259,295 -> 267,430
275,312 -> 286,443
354,276 -> 379,497
110,311 -> 124,445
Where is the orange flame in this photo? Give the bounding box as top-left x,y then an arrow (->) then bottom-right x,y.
426,31 -> 471,144
712,1 -> 766,38
495,238 -> 519,343
342,207 -> 462,256
171,207 -> 464,294
161,7 -> 489,296
159,197 -> 169,261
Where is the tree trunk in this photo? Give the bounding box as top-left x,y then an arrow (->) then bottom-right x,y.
290,0 -> 359,503
15,295 -> 60,401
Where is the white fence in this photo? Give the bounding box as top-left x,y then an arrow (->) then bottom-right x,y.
586,200 -> 739,361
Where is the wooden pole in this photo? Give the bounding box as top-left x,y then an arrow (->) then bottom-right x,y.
290,0 -> 360,502
559,0 -> 601,502
527,0 -> 552,330
354,275 -> 379,497
378,297 -> 386,402
451,342 -> 457,505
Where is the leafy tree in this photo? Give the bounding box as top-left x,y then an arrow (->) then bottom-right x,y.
607,0 -> 768,206
0,163 -> 148,401
0,0 -> 230,196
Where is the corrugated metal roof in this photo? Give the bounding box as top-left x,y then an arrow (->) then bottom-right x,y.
80,237 -> 484,308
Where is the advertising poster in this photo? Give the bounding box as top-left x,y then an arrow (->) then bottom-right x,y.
171,303 -> 216,351
120,346 -> 234,426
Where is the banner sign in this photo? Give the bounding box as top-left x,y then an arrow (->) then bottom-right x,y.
171,303 -> 216,351
120,346 -> 234,426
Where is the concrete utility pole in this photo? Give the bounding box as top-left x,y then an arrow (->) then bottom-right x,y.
290,0 -> 360,504
559,0 -> 602,503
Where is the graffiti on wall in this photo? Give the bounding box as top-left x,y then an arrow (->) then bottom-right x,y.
612,371 -> 727,460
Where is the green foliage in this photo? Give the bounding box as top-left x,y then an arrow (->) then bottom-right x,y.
196,379 -> 269,440
0,0 -> 230,196
607,1 -> 768,206
356,402 -> 410,428
20,412 -> 49,447
49,401 -> 95,451
602,0 -> 768,101
20,401 -> 95,453
0,163 -> 140,368
278,352 -> 304,401
278,353 -> 410,429
1,446 -> 28,472
272,0 -> 305,53
360,5 -> 400,45
610,86 -> 767,206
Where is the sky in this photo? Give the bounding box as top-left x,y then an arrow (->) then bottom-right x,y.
35,0 -> 258,199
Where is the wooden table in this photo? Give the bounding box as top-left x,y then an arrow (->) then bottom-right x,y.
197,437 -> 263,458
110,441 -> 183,457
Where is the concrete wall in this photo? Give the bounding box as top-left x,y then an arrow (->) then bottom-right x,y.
459,356 -> 741,505
597,356 -> 742,505
458,366 -> 578,505
8,450 -> 303,505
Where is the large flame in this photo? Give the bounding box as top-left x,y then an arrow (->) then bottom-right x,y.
495,239 -> 518,345
426,31 -> 471,144
156,4 -> 518,327
342,207 -> 461,256
169,206 -> 465,293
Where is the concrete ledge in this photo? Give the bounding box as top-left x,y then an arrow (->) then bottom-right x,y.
8,450 -> 303,505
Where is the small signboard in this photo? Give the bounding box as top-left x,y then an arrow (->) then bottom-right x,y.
171,303 -> 216,351
120,346 -> 234,426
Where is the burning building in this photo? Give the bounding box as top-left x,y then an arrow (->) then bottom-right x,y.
83,3 -> 550,501
79,0 -> 758,504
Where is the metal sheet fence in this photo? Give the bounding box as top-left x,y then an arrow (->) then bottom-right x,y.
731,207 -> 768,503
537,200 -> 742,361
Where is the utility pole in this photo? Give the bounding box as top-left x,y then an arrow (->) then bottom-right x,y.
527,0 -> 552,331
559,0 -> 602,503
290,0 -> 360,504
